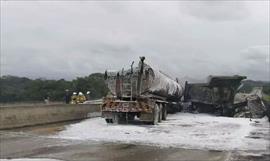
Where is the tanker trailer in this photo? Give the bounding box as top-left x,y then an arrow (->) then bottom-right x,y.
101,57 -> 184,124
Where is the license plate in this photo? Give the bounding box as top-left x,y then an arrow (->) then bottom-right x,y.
122,102 -> 129,108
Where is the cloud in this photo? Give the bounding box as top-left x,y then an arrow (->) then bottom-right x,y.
0,1 -> 269,81
180,1 -> 249,21
235,45 -> 269,81
242,45 -> 269,62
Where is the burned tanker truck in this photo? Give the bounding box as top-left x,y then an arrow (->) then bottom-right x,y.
101,57 -> 184,124
183,75 -> 247,116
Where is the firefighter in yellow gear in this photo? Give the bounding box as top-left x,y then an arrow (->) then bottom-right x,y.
70,92 -> 77,104
77,92 -> 86,104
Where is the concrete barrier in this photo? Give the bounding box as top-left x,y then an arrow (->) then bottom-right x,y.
0,104 -> 101,130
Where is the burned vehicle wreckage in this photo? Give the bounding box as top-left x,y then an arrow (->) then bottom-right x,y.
183,75 -> 247,116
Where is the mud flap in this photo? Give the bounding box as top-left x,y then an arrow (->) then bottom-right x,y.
162,104 -> 167,120
158,104 -> 162,123
153,104 -> 159,125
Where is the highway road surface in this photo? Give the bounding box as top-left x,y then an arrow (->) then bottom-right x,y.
1,113 -> 269,161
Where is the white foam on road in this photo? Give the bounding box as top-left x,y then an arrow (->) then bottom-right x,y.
55,113 -> 270,151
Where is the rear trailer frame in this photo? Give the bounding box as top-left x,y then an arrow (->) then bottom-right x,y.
101,97 -> 169,124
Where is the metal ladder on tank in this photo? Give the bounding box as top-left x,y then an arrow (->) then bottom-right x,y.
122,61 -> 134,101
122,80 -> 132,99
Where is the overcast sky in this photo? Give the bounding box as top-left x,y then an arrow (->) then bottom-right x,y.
1,1 -> 269,81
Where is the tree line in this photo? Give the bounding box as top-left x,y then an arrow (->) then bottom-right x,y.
0,74 -> 269,103
239,80 -> 270,94
0,73 -> 108,103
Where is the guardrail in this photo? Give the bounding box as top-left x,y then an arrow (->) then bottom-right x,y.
0,104 -> 101,130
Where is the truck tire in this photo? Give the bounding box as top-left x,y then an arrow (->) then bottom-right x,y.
112,114 -> 120,124
222,106 -> 234,117
105,118 -> 112,123
162,104 -> 167,120
128,113 -> 135,121
152,104 -> 159,125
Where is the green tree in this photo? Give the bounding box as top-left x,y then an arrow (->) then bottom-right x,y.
0,74 -> 108,103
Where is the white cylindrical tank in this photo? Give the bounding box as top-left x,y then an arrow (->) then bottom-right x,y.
104,60 -> 184,101
139,63 -> 184,100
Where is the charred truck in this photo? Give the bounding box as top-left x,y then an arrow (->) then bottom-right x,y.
183,75 -> 247,116
102,57 -> 184,124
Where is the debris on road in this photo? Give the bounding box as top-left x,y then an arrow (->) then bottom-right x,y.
234,88 -> 268,119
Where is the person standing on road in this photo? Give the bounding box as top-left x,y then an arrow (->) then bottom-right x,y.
65,89 -> 71,104
86,91 -> 91,100
77,92 -> 86,104
71,92 -> 77,104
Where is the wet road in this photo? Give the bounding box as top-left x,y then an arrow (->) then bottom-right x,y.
1,114 -> 269,161
0,131 -> 229,161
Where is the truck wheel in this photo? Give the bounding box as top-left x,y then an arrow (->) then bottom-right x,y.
222,107 -> 233,117
128,113 -> 135,121
162,104 -> 167,120
105,119 -> 110,124
152,104 -> 159,125
105,119 -> 112,123
112,114 -> 120,124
